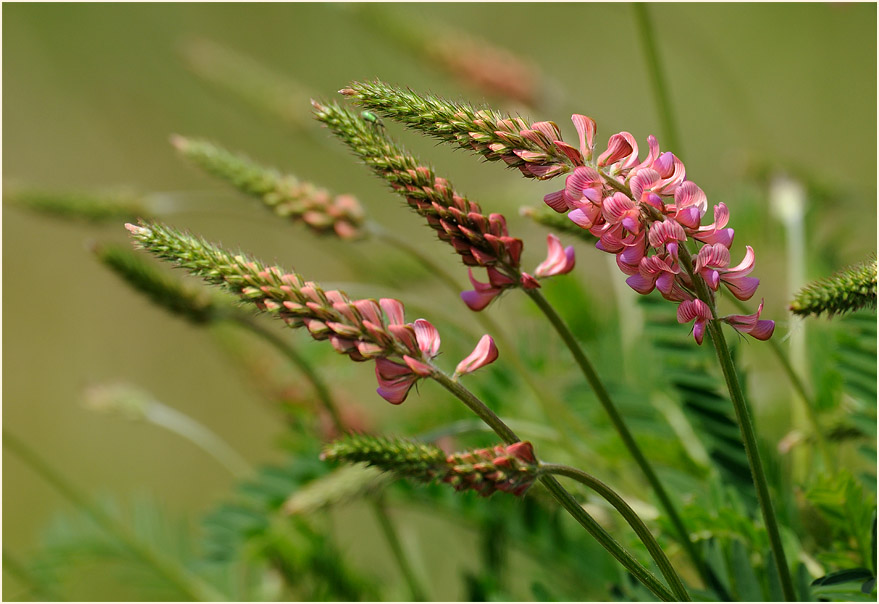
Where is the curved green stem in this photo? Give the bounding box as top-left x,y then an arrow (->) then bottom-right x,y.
367,221 -> 591,449
226,313 -> 430,599
429,371 -> 679,601
372,497 -> 428,601
522,288 -> 710,587
4,431 -> 224,602
227,313 -> 345,432
678,244 -> 797,601
541,464 -> 690,602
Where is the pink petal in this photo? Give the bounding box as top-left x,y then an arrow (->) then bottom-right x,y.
534,234 -> 575,278
568,205 -> 601,229
380,298 -> 406,326
597,133 -> 634,167
543,190 -> 568,213
375,358 -> 418,404
403,354 -> 433,377
748,320 -> 775,340
455,335 -> 499,376
629,168 -> 660,201
553,140 -> 584,167
693,320 -> 706,345
461,289 -> 498,312
695,243 -> 731,272
722,275 -> 761,301
626,273 -> 656,295
412,318 -> 441,357
572,114 -> 596,159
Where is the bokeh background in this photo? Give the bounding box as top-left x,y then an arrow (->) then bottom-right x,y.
4,3 -> 876,600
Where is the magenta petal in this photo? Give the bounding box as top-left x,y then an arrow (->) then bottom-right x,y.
723,275 -> 760,301
375,358 -> 417,404
544,190 -> 568,213
568,207 -> 595,229
461,289 -> 496,312
626,273 -> 656,295
693,320 -> 706,345
455,335 -> 499,376
748,320 -> 775,340
412,318 -> 441,357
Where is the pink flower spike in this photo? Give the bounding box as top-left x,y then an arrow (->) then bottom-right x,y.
455,335 -> 499,376
677,299 -> 713,345
374,358 -> 418,404
572,114 -> 596,160
723,299 -> 775,341
412,318 -> 441,358
535,234 -> 576,278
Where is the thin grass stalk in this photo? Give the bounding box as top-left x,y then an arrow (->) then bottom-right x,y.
225,314 -> 429,600
3,431 -> 224,602
372,496 -> 428,601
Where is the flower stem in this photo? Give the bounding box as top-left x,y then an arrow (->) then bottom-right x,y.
728,297 -> 834,470
522,288 -> 712,589
228,314 -> 346,433
429,371 -> 679,601
540,464 -> 690,602
3,431 -> 224,602
372,496 -> 429,601
227,313 -> 432,599
704,319 -> 797,600
633,3 -> 683,157
678,244 -> 797,601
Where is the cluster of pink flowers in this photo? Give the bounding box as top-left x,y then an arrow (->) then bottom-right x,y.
462,233 -> 576,311
371,300 -> 500,404
542,116 -> 773,344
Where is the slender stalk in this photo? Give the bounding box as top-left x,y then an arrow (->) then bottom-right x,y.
3,431 -> 224,602
429,371 -> 679,601
145,401 -> 251,479
367,221 -> 591,449
677,244 -> 797,601
633,3 -> 683,156
3,548 -> 65,601
228,313 -> 346,432
541,464 -> 690,602
372,497 -> 428,601
728,296 -> 833,470
522,288 -> 712,587
227,313 -> 430,599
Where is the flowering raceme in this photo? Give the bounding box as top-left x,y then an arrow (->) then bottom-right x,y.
125,221 -> 498,405
543,117 -> 774,344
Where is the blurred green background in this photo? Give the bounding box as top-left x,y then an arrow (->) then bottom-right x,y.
3,3 -> 876,600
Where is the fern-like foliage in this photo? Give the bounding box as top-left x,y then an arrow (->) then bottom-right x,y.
790,259 -> 877,318
639,294 -> 753,493
200,452 -> 379,601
